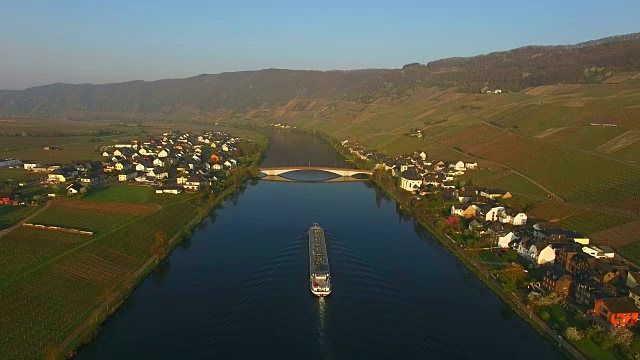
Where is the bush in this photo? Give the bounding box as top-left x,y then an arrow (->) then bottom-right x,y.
609,326 -> 633,347
539,311 -> 550,322
564,327 -> 583,341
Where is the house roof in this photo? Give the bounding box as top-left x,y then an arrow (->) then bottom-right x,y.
602,297 -> 640,313
629,271 -> 640,283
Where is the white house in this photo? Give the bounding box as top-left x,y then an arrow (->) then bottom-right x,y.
212,163 -> 222,170
23,162 -> 41,170
222,144 -> 229,152
465,162 -> 478,169
158,149 -> 169,158
582,246 -> 615,259
529,243 -> 555,265
66,182 -> 83,195
455,161 -> 466,171
512,213 -> 528,226
451,204 -> 466,217
153,158 -> 165,167
497,231 -> 518,248
135,163 -> 147,172
485,207 -> 505,222
419,151 -> 427,160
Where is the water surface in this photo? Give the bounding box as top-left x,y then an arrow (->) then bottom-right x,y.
76,130 -> 562,359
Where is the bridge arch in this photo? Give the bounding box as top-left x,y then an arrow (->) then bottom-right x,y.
258,166 -> 372,179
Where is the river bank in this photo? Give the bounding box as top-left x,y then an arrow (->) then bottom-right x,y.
56,139 -> 268,358
260,124 -> 581,358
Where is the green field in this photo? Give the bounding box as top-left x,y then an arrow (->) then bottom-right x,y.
0,206 -> 39,229
84,185 -> 153,204
0,196 -> 199,359
0,168 -> 45,182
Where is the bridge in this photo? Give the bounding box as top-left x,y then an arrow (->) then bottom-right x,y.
258,166 -> 373,182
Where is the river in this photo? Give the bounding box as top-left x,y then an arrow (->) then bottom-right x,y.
76,130 -> 562,359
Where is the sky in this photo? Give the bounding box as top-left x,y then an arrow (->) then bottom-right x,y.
1,0 -> 639,90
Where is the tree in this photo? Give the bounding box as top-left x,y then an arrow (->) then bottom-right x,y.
609,326 -> 633,347
564,327 -> 583,341
153,231 -> 168,263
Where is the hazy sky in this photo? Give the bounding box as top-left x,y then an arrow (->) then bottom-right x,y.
1,0 -> 639,89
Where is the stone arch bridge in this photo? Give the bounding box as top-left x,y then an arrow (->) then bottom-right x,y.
258,166 -> 373,182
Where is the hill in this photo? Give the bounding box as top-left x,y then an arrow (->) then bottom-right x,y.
1,33 -> 640,118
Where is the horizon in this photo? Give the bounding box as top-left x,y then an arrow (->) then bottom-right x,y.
1,0 -> 639,90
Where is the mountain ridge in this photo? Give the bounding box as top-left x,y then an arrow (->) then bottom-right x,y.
1,32 -> 640,118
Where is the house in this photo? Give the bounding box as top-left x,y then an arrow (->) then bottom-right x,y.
118,171 -> 137,182
536,229 -> 590,245
497,231 -> 518,248
183,175 -> 203,191
451,204 -> 466,217
542,269 -> 572,297
478,188 -> 505,199
575,280 -> 618,307
114,160 -> 132,171
177,174 -> 189,185
153,158 -> 165,167
66,182 -> 84,195
462,205 -> 478,219
468,219 -> 485,233
485,207 -> 504,222
627,271 -> 640,289
47,170 -> 74,183
135,163 -> 147,172
530,242 -> 556,265
582,246 -> 615,259
454,161 -> 466,171
23,162 -> 41,170
630,287 -> 640,309
591,298 -> 639,327
465,162 -> 478,169
157,149 -> 169,158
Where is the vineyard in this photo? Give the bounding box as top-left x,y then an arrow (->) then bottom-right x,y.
0,206 -> 39,230
0,201 -> 199,359
29,200 -> 158,233
83,185 -> 154,204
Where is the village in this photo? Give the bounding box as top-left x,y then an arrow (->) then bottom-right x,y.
341,139 -> 640,332
0,130 -> 243,203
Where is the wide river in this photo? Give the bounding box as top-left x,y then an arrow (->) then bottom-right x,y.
77,130 -> 562,359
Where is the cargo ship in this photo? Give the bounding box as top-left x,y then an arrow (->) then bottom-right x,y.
309,224 -> 331,296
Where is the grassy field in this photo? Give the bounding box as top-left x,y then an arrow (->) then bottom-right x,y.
83,185 -> 154,204
0,168 -> 45,182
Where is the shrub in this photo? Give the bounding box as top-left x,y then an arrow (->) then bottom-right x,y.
564,327 -> 583,341
539,311 -> 551,322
